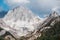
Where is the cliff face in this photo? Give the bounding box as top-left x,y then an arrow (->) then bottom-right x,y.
0,6 -> 42,40
0,6 -> 60,40
25,11 -> 60,40
35,12 -> 60,40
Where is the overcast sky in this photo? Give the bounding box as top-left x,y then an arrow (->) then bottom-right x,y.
0,0 -> 60,18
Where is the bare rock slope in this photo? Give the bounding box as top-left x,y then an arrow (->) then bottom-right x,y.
0,6 -> 60,40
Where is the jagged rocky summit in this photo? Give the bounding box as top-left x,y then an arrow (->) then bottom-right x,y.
0,6 -> 43,39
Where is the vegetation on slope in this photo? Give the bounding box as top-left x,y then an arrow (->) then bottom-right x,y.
36,21 -> 60,40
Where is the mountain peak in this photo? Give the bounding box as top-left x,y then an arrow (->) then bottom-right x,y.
4,6 -> 36,21
49,11 -> 58,17
2,6 -> 41,38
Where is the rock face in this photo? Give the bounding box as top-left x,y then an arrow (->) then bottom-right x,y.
0,6 -> 60,40
26,11 -> 60,40
0,6 -> 43,39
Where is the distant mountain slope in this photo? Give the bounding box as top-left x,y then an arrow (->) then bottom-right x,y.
0,11 -> 7,18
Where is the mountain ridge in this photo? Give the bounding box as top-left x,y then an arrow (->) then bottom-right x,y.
0,6 -> 43,39
0,6 -> 60,40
